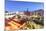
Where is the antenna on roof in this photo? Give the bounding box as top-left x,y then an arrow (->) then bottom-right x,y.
27,8 -> 29,12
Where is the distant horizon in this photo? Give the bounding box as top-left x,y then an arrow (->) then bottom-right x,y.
5,0 -> 44,12
5,9 -> 44,13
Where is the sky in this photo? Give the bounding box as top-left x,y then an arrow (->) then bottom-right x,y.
5,0 -> 44,12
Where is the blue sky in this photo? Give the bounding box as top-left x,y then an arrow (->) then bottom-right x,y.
5,0 -> 44,12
